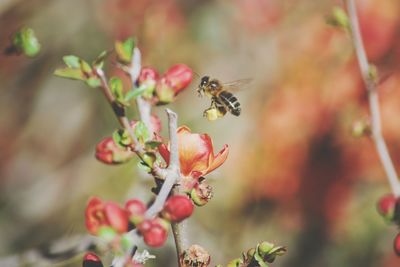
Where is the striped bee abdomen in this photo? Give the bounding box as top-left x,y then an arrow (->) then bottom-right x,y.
218,90 -> 241,116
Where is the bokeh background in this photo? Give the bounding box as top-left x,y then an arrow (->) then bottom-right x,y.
1,0 -> 400,266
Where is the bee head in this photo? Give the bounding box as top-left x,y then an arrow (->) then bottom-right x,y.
200,76 -> 209,88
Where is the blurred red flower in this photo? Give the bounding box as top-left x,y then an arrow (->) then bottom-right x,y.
85,197 -> 129,235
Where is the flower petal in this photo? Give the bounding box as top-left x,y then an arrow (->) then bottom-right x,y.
179,130 -> 212,176
158,143 -> 170,165
204,144 -> 229,175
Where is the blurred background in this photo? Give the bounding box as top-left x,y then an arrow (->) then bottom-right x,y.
1,0 -> 400,266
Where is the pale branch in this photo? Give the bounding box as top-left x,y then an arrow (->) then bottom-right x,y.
136,96 -> 154,134
345,0 -> 400,196
145,109 -> 181,218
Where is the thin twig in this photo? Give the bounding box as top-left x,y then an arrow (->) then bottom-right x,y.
171,222 -> 184,267
345,0 -> 400,196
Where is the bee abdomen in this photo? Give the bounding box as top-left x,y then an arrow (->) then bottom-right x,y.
219,91 -> 241,116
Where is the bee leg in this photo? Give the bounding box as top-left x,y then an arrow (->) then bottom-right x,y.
197,88 -> 203,97
203,98 -> 217,117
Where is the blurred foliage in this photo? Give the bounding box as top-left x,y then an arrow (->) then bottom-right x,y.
1,0 -> 400,266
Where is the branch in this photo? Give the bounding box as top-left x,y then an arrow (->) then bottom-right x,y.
345,0 -> 400,196
145,109 -> 181,218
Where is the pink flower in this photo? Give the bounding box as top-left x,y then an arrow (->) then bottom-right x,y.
159,126 -> 229,180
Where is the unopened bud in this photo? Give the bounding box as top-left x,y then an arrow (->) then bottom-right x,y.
162,195 -> 194,223
191,183 -> 213,206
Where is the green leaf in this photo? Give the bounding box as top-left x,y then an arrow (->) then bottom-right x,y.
110,77 -> 124,99
54,68 -> 85,80
63,55 -> 81,68
145,140 -> 162,150
254,250 -> 268,267
13,27 -> 41,57
124,84 -> 150,101
137,161 -> 152,173
79,59 -> 92,75
93,50 -> 109,70
115,37 -> 135,63
134,121 -> 150,144
86,77 -> 101,88
113,129 -> 132,148
326,7 -> 349,30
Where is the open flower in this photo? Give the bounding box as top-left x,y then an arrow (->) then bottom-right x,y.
85,197 -> 129,235
159,126 -> 229,180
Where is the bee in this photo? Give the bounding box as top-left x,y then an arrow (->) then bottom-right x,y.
197,76 -> 250,120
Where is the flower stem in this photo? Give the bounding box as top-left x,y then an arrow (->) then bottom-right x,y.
345,0 -> 400,196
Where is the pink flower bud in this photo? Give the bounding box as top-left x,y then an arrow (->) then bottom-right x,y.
125,199 -> 147,224
377,194 -> 397,221
163,64 -> 193,95
162,195 -> 194,223
82,252 -> 104,267
85,197 -> 129,235
138,218 -> 169,247
138,67 -> 159,84
156,64 -> 193,104
394,233 -> 400,256
95,137 -> 135,164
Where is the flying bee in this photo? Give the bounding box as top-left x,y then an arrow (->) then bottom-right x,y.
197,76 -> 250,120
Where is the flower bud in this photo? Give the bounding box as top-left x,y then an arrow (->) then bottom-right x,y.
351,119 -> 371,138
156,64 -> 193,104
377,194 -> 397,222
180,245 -> 211,267
138,218 -> 169,247
190,183 -> 213,206
138,67 -> 159,99
82,252 -> 104,267
85,197 -> 129,235
394,233 -> 400,256
162,195 -> 194,222
125,199 -> 147,224
95,137 -> 135,164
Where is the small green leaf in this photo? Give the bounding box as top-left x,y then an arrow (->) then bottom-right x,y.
327,7 -> 349,30
113,129 -> 132,148
13,27 -> 41,57
115,37 -> 135,64
137,161 -> 152,173
98,226 -> 117,242
63,55 -> 81,68
254,248 -> 268,267
368,64 -> 378,82
145,140 -> 162,150
86,77 -> 101,88
110,77 -> 124,98
93,50 -> 109,70
54,68 -> 85,80
80,59 -> 92,75
134,121 -> 150,144
124,84 -> 150,101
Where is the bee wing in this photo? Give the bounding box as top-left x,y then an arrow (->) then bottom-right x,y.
222,78 -> 252,92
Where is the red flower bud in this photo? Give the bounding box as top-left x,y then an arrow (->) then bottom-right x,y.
82,252 -> 104,267
85,197 -> 129,235
394,233 -> 400,256
162,195 -> 194,223
125,199 -> 147,224
138,67 -> 159,84
156,64 -> 193,104
138,218 -> 169,247
95,137 -> 135,164
377,194 -> 397,221
163,64 -> 193,95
